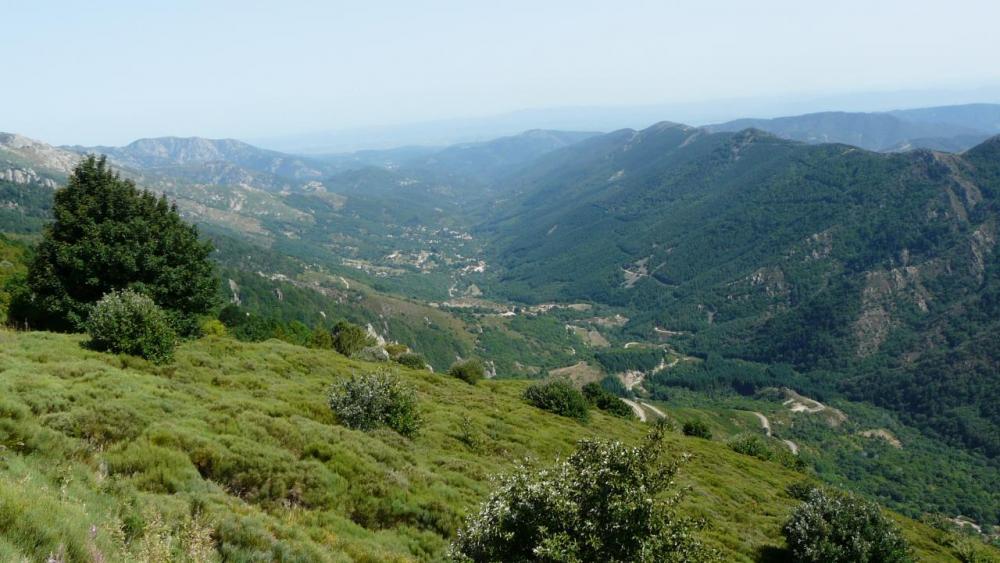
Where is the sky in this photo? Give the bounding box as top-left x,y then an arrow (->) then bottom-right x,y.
3,0 -> 1000,147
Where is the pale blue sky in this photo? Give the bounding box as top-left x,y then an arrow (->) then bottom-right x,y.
3,0 -> 999,146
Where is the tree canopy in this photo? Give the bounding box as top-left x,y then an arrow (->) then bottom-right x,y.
15,155 -> 216,333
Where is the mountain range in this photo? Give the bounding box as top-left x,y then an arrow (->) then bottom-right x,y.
709,103 -> 1000,152
3,102 -> 1000,531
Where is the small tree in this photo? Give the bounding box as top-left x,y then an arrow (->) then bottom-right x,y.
448,358 -> 485,385
328,368 -> 422,437
682,420 -> 712,439
523,379 -> 590,422
582,382 -> 635,418
86,289 -> 176,363
783,489 -> 913,563
449,426 -> 717,562
331,320 -> 373,357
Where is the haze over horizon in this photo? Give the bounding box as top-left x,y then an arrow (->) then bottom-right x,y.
4,0 -> 1000,149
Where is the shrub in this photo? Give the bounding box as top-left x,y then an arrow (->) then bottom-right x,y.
523,379 -> 590,422
199,318 -> 227,337
86,289 -> 177,363
449,426 -> 717,562
582,382 -> 635,418
328,368 -> 422,437
396,352 -> 428,370
682,420 -> 712,439
331,320 -> 373,357
384,343 -> 408,359
783,489 -> 913,563
309,325 -> 333,349
448,358 -> 485,385
727,432 -> 772,458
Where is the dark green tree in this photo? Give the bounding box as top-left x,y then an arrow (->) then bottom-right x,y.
19,156 -> 216,333
331,320 -> 373,357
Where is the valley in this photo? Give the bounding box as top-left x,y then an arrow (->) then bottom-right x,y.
3,103 -> 1000,558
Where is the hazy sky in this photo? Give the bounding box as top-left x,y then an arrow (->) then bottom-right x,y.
3,0 -> 1000,146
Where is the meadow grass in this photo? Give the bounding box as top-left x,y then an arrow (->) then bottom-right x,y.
0,329 -> 982,561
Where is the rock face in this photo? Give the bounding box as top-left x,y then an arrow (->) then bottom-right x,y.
0,167 -> 58,188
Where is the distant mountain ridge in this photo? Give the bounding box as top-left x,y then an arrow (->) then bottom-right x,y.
709,103 -> 1000,152
68,136 -> 334,183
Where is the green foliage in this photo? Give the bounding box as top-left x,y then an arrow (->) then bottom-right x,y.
17,156 -> 216,333
582,382 -> 635,418
595,348 -> 665,374
331,320 -> 374,357
599,374 -> 629,397
328,368 -> 422,437
449,426 -> 717,562
199,318 -> 227,337
0,234 -> 29,323
448,358 -> 485,385
85,289 -> 177,363
396,352 -> 428,370
682,420 -> 712,439
783,489 -> 913,563
0,331 -> 977,561
523,379 -> 590,422
309,325 -> 333,349
727,433 -> 803,470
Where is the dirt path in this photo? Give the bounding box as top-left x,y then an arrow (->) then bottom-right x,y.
641,402 -> 666,418
750,411 -> 772,437
622,399 -> 647,421
749,411 -> 799,454
782,439 -> 799,455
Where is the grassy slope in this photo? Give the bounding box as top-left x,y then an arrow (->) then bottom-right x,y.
0,330 -> 972,561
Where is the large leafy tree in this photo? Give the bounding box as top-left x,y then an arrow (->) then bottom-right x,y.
19,155 -> 216,333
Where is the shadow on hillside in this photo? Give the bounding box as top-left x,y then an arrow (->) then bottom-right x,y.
755,545 -> 792,563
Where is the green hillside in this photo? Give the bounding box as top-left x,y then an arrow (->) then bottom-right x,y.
484,125 -> 1000,461
0,329 -> 983,561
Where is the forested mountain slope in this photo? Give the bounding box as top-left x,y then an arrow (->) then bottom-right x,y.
484,123 -> 1000,458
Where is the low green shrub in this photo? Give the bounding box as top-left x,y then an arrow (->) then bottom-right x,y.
783,489 -> 913,562
331,320 -> 373,357
449,426 -> 717,561
199,318 -> 227,337
523,379 -> 590,422
328,368 -> 422,437
85,289 -> 176,363
582,382 -> 635,418
448,358 -> 485,385
396,352 -> 428,370
682,420 -> 711,439
728,433 -> 804,470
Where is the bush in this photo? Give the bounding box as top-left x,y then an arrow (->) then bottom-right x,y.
396,352 -> 428,370
448,358 -> 485,385
727,433 -> 772,458
783,489 -> 913,563
328,368 -> 422,437
384,343 -> 408,359
331,320 -> 373,357
523,379 -> 590,422
582,382 -> 635,418
86,289 -> 177,363
682,420 -> 712,439
199,318 -> 227,337
309,326 -> 333,349
449,426 -> 717,562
